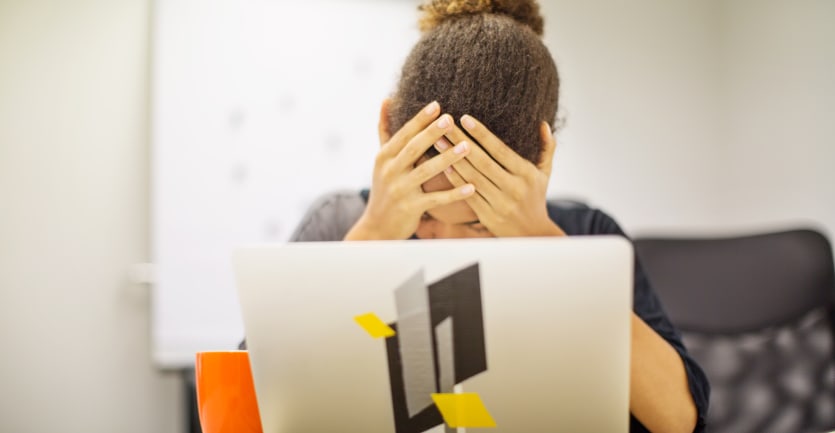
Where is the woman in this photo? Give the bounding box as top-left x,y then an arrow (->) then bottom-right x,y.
286,0 -> 709,431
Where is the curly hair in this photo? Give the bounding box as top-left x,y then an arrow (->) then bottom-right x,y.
389,0 -> 559,164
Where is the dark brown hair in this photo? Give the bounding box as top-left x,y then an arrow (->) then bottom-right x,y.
389,0 -> 559,164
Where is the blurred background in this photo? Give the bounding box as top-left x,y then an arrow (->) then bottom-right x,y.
1,0 -> 833,432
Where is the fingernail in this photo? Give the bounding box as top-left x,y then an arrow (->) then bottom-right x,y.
424,101 -> 439,115
461,184 -> 475,195
461,115 -> 476,130
437,115 -> 450,129
444,166 -> 453,174
435,138 -> 450,151
453,141 -> 468,154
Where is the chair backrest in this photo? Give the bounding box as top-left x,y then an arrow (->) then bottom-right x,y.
635,229 -> 835,433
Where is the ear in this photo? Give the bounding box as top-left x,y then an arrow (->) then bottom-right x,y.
537,121 -> 557,177
378,98 -> 392,145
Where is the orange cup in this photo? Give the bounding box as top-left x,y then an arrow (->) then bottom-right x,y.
195,351 -> 263,433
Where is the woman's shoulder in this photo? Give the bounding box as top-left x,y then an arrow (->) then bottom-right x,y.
289,190 -> 367,242
546,199 -> 626,237
307,189 -> 367,209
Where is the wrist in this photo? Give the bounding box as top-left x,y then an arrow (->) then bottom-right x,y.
532,218 -> 566,237
344,215 -> 402,241
344,217 -> 380,241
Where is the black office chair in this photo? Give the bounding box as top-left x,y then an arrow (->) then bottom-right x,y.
634,229 -> 835,433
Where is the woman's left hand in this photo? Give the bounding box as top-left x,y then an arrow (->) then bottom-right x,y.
436,114 -> 566,238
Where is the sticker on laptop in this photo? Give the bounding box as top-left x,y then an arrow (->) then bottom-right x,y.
355,263 -> 495,432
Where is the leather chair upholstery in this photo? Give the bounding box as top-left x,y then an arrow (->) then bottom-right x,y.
635,229 -> 835,433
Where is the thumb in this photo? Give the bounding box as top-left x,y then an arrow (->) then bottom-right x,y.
378,98 -> 392,145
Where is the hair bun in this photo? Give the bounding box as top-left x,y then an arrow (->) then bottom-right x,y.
419,0 -> 544,36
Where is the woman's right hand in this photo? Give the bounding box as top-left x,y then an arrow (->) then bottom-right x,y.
344,99 -> 476,240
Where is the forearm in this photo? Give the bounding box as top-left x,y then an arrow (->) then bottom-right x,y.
538,219 -> 566,237
343,219 -> 383,241
630,312 -> 697,433
343,216 -> 401,241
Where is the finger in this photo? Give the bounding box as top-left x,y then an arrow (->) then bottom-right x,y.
538,121 -> 557,177
444,167 -> 494,219
416,183 -> 476,211
460,114 -> 532,175
443,123 -> 472,152
381,100 -> 441,158
434,136 -> 453,152
441,124 -> 515,188
444,163 -> 467,188
448,152 -> 505,205
392,113 -> 454,171
409,139 -> 471,186
378,98 -> 392,145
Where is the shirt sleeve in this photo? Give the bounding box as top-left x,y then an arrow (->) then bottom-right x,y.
288,190 -> 367,242
591,210 -> 710,433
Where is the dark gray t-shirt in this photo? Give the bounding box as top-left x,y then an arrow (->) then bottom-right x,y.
254,190 -> 710,433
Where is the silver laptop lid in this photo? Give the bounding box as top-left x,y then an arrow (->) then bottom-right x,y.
234,236 -> 633,433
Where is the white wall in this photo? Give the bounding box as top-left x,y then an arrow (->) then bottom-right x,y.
542,0 -> 835,238
542,0 -> 723,233
0,1 -> 182,432
717,0 -> 835,237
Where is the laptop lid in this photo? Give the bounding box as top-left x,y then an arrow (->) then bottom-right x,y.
234,236 -> 633,432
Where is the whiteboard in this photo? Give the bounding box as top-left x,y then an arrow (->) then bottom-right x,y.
151,0 -> 420,367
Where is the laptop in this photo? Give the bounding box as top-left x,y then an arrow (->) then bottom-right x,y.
233,236 -> 633,432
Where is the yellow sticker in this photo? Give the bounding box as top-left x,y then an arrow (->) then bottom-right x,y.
431,393 -> 497,428
354,313 -> 396,339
